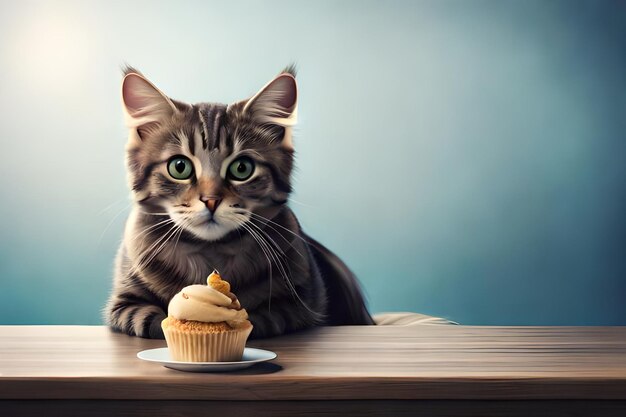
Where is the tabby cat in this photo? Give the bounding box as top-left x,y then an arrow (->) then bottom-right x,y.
105,66 -> 374,339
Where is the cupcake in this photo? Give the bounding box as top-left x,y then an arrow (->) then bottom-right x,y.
161,271 -> 253,362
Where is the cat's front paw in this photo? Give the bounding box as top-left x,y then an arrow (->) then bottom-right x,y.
136,312 -> 166,339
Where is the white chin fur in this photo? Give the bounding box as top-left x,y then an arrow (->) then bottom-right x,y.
169,209 -> 246,242
186,221 -> 232,241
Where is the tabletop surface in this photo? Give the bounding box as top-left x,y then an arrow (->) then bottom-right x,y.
1,325 -> 625,401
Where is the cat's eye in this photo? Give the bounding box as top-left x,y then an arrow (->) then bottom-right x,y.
167,156 -> 194,180
227,157 -> 255,182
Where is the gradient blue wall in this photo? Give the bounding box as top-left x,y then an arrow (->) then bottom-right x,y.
1,0 -> 624,325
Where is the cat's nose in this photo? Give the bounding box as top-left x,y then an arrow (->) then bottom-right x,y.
201,197 -> 222,213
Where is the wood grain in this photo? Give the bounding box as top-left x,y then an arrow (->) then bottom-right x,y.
2,400 -> 626,417
0,325 -> 625,403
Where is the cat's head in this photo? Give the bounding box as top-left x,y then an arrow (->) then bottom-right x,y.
121,66 -> 298,241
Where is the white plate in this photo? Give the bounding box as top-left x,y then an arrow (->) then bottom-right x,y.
137,347 -> 277,372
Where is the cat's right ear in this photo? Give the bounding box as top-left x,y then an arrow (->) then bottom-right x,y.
121,70 -> 177,140
243,71 -> 298,150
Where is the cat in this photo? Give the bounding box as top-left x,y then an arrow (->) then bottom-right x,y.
105,65 -> 375,339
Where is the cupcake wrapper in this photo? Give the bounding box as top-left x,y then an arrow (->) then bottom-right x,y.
163,325 -> 253,362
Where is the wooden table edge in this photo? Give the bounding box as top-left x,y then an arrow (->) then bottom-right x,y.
1,375 -> 625,401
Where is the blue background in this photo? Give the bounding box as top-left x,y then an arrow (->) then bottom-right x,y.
1,0 -> 624,325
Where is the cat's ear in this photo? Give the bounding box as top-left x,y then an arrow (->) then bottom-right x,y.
244,71 -> 298,149
121,68 -> 178,140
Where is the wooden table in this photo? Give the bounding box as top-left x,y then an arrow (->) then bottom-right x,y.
1,325 -> 625,416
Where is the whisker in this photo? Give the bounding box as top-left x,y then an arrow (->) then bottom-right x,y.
246,216 -> 306,261
242,223 -> 284,305
288,197 -> 315,208
139,211 -> 171,216
98,198 -> 130,216
170,218 -> 191,255
238,217 -> 318,316
140,222 -> 184,270
245,220 -> 309,275
97,201 -> 133,249
245,211 -> 310,245
231,209 -> 309,274
232,216 -> 274,312
130,222 -> 179,275
130,218 -> 175,243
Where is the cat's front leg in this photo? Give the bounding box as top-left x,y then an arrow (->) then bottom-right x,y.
106,293 -> 166,339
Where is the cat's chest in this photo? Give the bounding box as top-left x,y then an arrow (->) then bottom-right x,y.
173,237 -> 262,286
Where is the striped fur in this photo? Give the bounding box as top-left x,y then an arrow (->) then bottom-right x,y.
105,66 -> 374,339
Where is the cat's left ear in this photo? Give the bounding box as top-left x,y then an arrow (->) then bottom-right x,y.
244,72 -> 298,149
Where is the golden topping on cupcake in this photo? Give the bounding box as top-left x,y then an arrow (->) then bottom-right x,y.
208,270 -> 230,294
208,270 -> 241,310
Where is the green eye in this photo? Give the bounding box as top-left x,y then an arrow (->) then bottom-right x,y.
228,157 -> 255,181
167,156 -> 194,180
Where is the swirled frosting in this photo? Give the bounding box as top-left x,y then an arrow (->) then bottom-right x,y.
168,283 -> 249,327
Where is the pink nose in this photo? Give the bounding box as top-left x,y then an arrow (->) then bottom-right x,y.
203,198 -> 222,213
